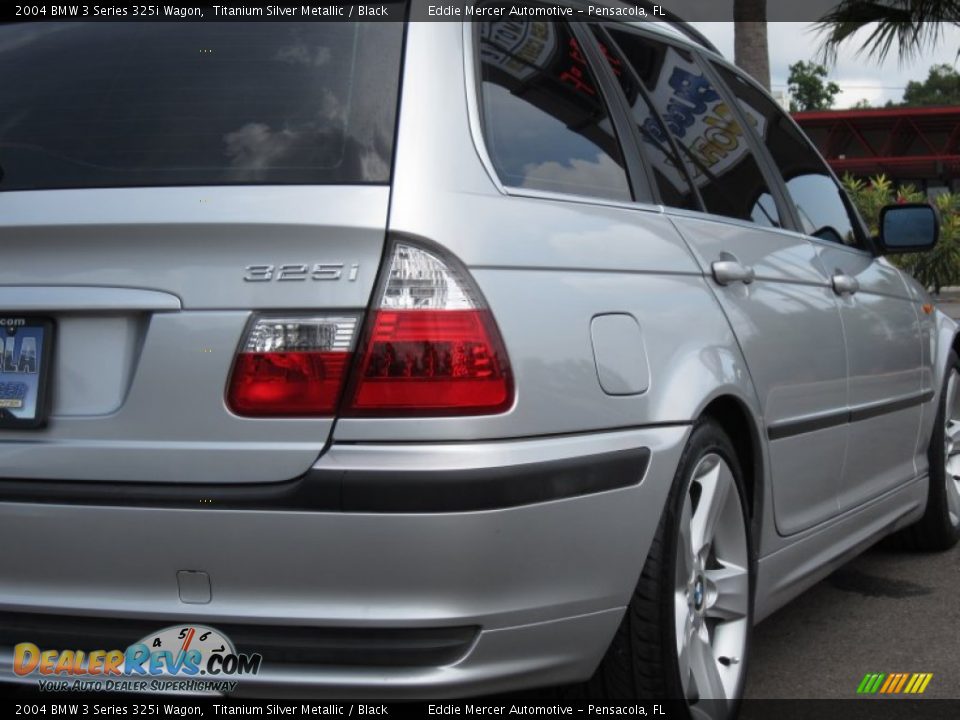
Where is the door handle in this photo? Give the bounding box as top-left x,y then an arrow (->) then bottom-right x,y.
832,273 -> 860,296
712,258 -> 756,286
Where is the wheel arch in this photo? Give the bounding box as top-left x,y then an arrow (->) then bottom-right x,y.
698,393 -> 766,547
933,310 -> 958,389
926,311 -> 960,449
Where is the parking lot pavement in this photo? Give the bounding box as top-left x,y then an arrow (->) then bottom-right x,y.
745,540 -> 960,699
935,290 -> 960,322
938,301 -> 960,321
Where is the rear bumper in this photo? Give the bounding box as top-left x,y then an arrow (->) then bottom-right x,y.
0,425 -> 688,698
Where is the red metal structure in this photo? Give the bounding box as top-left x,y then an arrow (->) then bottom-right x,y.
794,106 -> 960,191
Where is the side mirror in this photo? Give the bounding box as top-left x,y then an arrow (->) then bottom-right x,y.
877,203 -> 939,254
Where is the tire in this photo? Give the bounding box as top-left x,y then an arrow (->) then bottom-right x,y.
891,350 -> 960,552
585,419 -> 754,719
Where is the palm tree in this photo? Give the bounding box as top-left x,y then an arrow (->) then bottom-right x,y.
734,0 -> 771,90
817,0 -> 960,62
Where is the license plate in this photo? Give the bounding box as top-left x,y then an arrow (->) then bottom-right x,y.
0,317 -> 53,429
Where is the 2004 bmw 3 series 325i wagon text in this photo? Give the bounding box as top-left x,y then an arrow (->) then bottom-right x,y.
0,5 -> 955,718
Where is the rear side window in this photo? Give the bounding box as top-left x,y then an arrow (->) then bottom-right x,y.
713,64 -> 863,247
592,28 -> 698,211
605,29 -> 780,227
477,20 -> 632,202
0,23 -> 404,191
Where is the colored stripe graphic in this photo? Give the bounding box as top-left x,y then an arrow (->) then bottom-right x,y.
857,673 -> 885,694
894,673 -> 909,693
857,672 -> 932,694
879,674 -> 896,693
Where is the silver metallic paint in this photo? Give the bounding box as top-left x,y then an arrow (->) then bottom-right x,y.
0,12 -> 955,698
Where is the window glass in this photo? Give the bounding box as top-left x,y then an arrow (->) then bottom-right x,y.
714,64 -> 862,246
606,29 -> 780,227
0,22 -> 403,190
592,28 -> 698,210
478,21 -> 632,202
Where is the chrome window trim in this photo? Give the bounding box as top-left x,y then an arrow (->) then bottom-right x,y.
802,232 -> 876,259
664,202 -> 876,259
503,185 -> 664,214
663,205 -> 803,240
462,21 -> 508,196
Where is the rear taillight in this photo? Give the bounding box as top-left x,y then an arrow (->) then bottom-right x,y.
226,244 -> 512,419
227,316 -> 358,417
343,243 -> 513,416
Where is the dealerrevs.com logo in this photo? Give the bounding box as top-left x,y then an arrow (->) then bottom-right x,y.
14,624 -> 262,693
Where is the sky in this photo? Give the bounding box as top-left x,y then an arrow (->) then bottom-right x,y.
690,22 -> 960,108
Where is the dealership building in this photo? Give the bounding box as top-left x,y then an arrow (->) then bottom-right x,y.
794,106 -> 960,197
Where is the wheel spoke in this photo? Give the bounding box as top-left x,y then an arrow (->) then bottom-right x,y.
676,614 -> 695,699
689,626 -> 726,701
677,492 -> 696,581
705,562 -> 749,621
946,452 -> 960,479
946,374 -> 960,426
944,372 -> 960,528
945,374 -> 960,455
691,457 -> 731,558
946,419 -> 960,448
946,417 -> 960,467
947,476 -> 960,521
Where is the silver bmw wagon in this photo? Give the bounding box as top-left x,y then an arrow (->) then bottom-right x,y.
0,5 -> 955,717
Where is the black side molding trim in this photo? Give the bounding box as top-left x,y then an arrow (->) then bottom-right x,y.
0,447 -> 650,513
767,390 -> 934,441
849,391 -> 934,423
337,447 -> 650,512
767,409 -> 848,440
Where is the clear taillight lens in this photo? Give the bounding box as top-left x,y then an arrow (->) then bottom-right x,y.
344,243 -> 513,416
227,316 -> 358,417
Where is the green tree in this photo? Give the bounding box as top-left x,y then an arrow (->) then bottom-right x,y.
817,0 -> 960,63
787,61 -> 841,111
902,63 -> 960,106
852,98 -> 873,108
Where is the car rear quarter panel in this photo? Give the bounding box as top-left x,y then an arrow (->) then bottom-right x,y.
331,20 -> 762,447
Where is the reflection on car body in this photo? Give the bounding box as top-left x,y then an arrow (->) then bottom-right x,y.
0,6 -> 954,718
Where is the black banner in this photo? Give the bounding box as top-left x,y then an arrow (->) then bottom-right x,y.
0,1 -> 909,23
4,696 -> 960,719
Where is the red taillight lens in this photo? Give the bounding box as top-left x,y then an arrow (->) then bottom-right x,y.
227,244 -> 514,419
345,309 -> 512,415
227,351 -> 351,416
341,242 -> 513,416
226,316 -> 358,417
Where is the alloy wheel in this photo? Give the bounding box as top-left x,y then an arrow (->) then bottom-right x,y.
943,369 -> 960,527
674,453 -> 749,719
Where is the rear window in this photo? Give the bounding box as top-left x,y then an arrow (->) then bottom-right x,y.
0,22 -> 404,191
477,20 -> 632,203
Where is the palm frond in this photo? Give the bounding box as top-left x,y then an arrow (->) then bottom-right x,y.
816,0 -> 960,64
